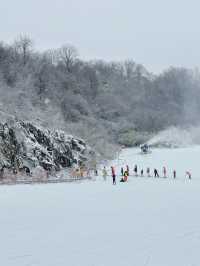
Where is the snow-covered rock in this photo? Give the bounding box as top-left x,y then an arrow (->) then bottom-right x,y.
0,118 -> 93,175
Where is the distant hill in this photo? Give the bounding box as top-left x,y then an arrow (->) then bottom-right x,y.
0,36 -> 200,157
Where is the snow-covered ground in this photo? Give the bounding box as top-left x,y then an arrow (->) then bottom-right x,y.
113,146 -> 200,179
1,147 -> 200,266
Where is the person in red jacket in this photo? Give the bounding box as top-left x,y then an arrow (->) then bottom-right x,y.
111,166 -> 116,185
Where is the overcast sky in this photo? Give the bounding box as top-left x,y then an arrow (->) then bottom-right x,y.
1,0 -> 200,73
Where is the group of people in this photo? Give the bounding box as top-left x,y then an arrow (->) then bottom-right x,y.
102,165 -> 192,185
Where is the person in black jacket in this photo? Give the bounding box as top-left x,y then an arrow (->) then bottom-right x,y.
154,168 -> 159,177
121,167 -> 124,176
134,165 -> 138,176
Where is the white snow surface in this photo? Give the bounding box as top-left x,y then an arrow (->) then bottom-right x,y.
1,147 -> 200,266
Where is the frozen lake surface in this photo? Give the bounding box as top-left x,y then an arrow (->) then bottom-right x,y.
1,147 -> 200,266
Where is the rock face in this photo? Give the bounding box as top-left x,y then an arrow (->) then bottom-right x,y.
0,119 -> 91,175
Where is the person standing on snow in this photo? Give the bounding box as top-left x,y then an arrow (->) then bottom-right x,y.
154,168 -> 159,177
147,167 -> 150,177
141,169 -> 144,177
121,167 -> 124,176
186,171 -> 192,180
173,170 -> 176,179
95,169 -> 98,176
111,166 -> 116,185
134,165 -> 138,176
163,167 -> 167,178
126,165 -> 129,176
102,166 -> 107,181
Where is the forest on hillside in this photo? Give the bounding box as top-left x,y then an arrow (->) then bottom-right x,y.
0,35 -> 200,158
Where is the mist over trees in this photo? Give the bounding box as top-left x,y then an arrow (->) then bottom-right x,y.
0,35 -> 200,156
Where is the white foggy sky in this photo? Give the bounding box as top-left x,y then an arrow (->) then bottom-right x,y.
1,0 -> 200,73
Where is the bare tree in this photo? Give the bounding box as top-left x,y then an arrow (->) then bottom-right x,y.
14,35 -> 33,65
57,44 -> 78,73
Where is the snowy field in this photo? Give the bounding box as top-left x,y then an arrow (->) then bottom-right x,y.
1,147 -> 200,266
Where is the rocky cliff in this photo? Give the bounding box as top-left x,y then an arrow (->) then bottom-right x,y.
0,117 -> 92,178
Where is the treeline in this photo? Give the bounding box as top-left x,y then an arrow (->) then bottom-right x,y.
0,35 -> 200,157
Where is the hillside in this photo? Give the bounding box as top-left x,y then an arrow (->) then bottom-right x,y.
1,36 -> 200,157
